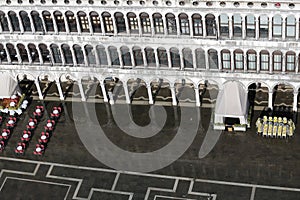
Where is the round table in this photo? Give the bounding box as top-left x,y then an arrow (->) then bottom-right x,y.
10,102 -> 16,107
53,110 -> 59,114
36,108 -> 41,113
29,122 -> 35,126
2,132 -> 7,137
17,146 -> 22,151
23,134 -> 29,139
47,123 -> 53,128
36,147 -> 41,152
8,120 -> 14,125
41,135 -> 47,140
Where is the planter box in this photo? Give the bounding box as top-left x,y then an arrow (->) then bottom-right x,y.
214,124 -> 225,130
233,125 -> 247,132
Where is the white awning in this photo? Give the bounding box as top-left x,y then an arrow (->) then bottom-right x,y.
0,73 -> 20,98
214,81 -> 248,124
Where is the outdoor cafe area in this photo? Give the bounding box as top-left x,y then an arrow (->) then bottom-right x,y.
255,107 -> 296,139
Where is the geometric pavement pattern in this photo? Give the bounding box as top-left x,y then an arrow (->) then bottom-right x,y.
0,157 -> 300,200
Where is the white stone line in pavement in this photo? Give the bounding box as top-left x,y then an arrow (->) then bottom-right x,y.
195,178 -> 300,192
154,195 -> 197,200
250,187 -> 256,200
87,188 -> 134,200
0,176 -> 71,200
144,179 -> 179,200
188,180 -> 217,200
0,163 -> 40,179
1,157 -> 300,194
46,165 -> 84,200
111,172 -> 120,191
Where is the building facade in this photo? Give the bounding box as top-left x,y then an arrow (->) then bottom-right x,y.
0,0 -> 299,112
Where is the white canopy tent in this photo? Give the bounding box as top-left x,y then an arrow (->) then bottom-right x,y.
0,73 -> 21,98
214,81 -> 248,125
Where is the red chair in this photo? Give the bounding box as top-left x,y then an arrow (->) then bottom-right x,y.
21,130 -> 32,142
38,132 -> 50,144
15,142 -> 26,154
33,144 -> 45,155
0,141 -> 5,152
0,129 -> 11,140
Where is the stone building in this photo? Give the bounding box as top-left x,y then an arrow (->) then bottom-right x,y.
0,0 -> 299,123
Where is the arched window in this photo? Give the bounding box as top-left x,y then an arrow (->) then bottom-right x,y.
140,13 -> 151,34
0,44 -> 8,63
234,49 -> 243,70
192,14 -> 202,36
50,44 -> 62,63
115,12 -> 126,33
286,51 -> 295,72
61,44 -> 73,64
42,11 -> 54,32
157,47 -> 168,67
195,48 -> 205,69
233,14 -> 242,37
54,11 -> 66,32
66,11 -> 77,32
166,13 -> 177,35
20,11 -> 31,32
273,51 -> 282,71
96,45 -> 107,65
179,13 -> 189,35
85,45 -> 96,65
127,12 -> 138,34
208,49 -> 218,69
90,12 -> 101,33
121,46 -> 131,66
273,15 -> 282,37
145,47 -> 155,67
260,50 -> 269,71
73,45 -> 84,64
286,15 -> 295,38
78,12 -> 89,32
6,43 -> 18,62
102,12 -> 114,33
39,43 -> 50,63
246,15 -> 255,38
0,11 -> 9,31
28,43 -> 39,63
259,15 -> 268,38
8,11 -> 20,31
247,50 -> 256,70
205,14 -> 216,36
108,46 -> 119,65
133,46 -> 143,66
31,11 -> 43,32
219,14 -> 229,37
170,47 -> 180,68
183,48 -> 193,68
153,13 -> 164,34
221,49 -> 231,69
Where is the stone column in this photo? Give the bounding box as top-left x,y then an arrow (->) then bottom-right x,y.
242,16 -> 246,39
163,15 -> 168,36
189,15 -> 193,37
63,13 -> 70,34
123,83 -> 131,104
243,53 -> 247,72
269,52 -> 273,73
180,50 -> 184,70
268,17 -> 272,40
295,53 -> 299,73
7,12 -> 13,33
218,50 -> 222,70
70,47 -> 77,66
105,47 -> 112,66
205,49 -> 209,70
51,12 -> 58,34
76,15 -> 81,34
192,49 -> 197,69
100,80 -> 108,102
59,45 -> 66,65
137,16 -> 142,36
28,13 -> 35,33
194,86 -> 201,107
268,90 -> 273,109
35,79 -> 43,100
15,46 -> 22,64
167,49 -> 172,68
40,11 -> 47,33
150,15 -> 155,36
228,18 -> 233,39
282,20 -> 286,40
256,51 -> 260,73
36,47 -> 43,64
100,16 -> 106,36
78,80 -> 86,101
117,48 -> 124,68
147,84 -> 154,104
282,54 -> 286,73
112,15 -> 117,36
130,47 -> 135,67
142,48 -> 148,67
3,44 -> 11,63
25,45 -> 32,64
55,78 -> 65,100
124,14 -> 130,35
231,50 -> 234,71
17,13 -> 24,33
94,46 -> 100,66
293,91 -> 298,112
170,86 -> 177,106
202,17 -> 207,38
87,15 -> 93,35
154,48 -> 159,68
255,19 -> 259,40
176,15 -> 180,36
296,21 -> 299,40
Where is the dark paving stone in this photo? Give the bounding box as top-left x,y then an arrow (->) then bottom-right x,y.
0,177 -> 70,200
90,191 -> 131,200
254,188 -> 300,200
